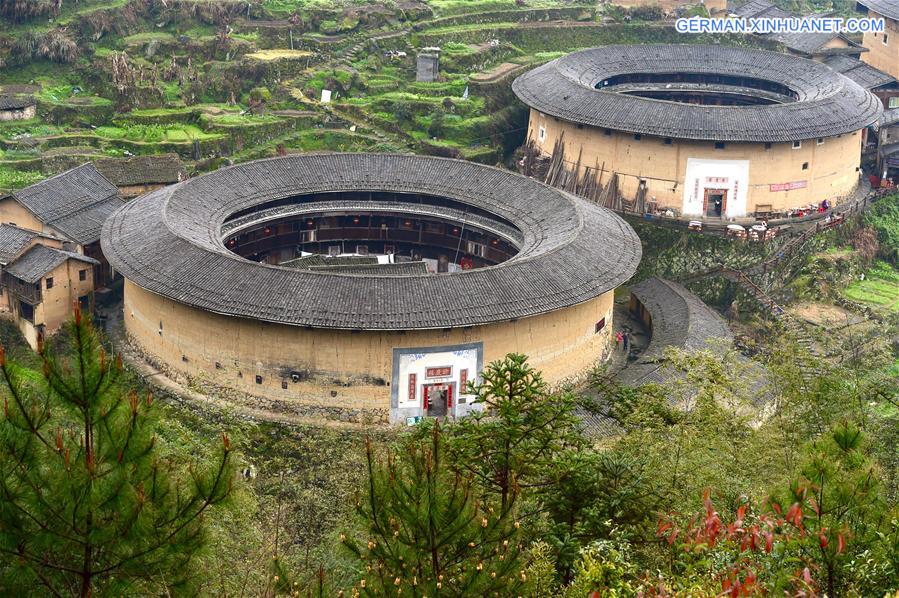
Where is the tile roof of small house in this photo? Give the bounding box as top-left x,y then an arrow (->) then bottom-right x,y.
512,44 -> 882,142
4,245 -> 98,284
12,164 -> 124,245
101,154 -> 642,330
94,154 -> 186,187
0,224 -> 57,265
857,0 -> 899,21
822,55 -> 897,90
732,2 -> 864,57
0,96 -> 35,110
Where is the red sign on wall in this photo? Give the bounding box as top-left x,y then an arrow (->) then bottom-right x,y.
408,373 -> 416,404
460,368 -> 469,392
426,366 -> 452,378
769,180 -> 807,192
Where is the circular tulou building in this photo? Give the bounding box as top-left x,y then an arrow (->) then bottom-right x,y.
513,44 -> 883,219
102,154 -> 641,423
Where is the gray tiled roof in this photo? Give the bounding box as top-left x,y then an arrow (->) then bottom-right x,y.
823,55 -> 897,90
4,245 -> 99,284
512,45 -> 882,142
858,0 -> 899,21
767,28 -> 850,55
13,164 -> 125,245
101,154 -> 642,330
619,278 -> 733,385
0,225 -> 42,265
0,96 -> 34,110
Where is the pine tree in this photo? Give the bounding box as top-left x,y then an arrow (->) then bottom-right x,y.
0,309 -> 235,597
446,353 -> 583,510
343,422 -> 526,596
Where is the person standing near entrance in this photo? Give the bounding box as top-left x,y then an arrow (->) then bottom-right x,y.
623,331 -> 630,352
615,330 -> 623,349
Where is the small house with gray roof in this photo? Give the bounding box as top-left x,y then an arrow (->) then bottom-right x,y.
0,163 -> 125,288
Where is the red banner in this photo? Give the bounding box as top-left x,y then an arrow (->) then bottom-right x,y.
426,366 -> 452,378
409,374 -> 417,406
769,180 -> 807,192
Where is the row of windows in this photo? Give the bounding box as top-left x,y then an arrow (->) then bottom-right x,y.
627,133 -> 824,150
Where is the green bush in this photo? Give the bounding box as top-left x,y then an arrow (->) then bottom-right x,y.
866,193 -> 899,264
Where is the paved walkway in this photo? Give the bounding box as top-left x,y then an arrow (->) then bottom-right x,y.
608,295 -> 650,372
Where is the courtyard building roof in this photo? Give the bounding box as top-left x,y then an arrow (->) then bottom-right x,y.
102,154 -> 642,330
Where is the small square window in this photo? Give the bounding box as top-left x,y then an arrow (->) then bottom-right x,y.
802,162 -> 809,170
633,134 -> 642,141
78,269 -> 87,281
884,33 -> 889,45
255,375 -> 263,384
45,277 -> 53,289
816,138 -> 824,145
663,138 -> 673,145
604,129 -> 612,136
537,126 -> 546,142
764,142 -> 772,150
890,97 -> 899,109
792,140 -> 802,149
714,141 -> 725,150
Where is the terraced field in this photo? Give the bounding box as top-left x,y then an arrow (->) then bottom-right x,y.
844,262 -> 899,314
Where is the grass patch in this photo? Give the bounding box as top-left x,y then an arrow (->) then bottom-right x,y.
36,85 -> 112,107
204,114 -> 282,126
843,261 -> 899,313
94,124 -> 219,142
0,167 -> 45,192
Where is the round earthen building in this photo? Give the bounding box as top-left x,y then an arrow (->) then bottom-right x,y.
513,44 -> 882,219
102,154 -> 641,423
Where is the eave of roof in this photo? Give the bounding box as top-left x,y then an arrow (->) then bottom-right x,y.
858,0 -> 899,21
